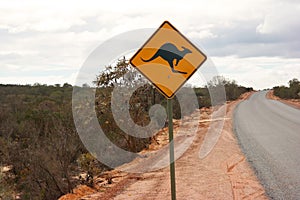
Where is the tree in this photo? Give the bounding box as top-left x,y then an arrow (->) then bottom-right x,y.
289,78 -> 300,99
274,78 -> 300,99
94,57 -> 165,152
94,57 -> 145,87
63,83 -> 72,88
207,76 -> 252,102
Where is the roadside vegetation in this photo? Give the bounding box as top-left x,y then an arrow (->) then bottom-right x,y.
273,78 -> 300,99
0,83 -> 86,199
0,58 -> 252,199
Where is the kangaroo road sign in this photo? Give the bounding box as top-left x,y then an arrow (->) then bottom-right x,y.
130,21 -> 207,98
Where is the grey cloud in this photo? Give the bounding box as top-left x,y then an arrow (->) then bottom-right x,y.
188,18 -> 300,58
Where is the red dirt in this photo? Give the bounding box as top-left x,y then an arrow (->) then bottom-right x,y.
58,185 -> 97,200
59,92 -> 267,200
267,90 -> 300,109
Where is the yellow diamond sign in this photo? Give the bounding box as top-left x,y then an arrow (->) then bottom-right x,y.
130,21 -> 207,99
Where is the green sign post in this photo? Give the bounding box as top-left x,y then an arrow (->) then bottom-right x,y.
167,98 -> 176,200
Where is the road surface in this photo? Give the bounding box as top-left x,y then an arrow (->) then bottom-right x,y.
234,91 -> 300,199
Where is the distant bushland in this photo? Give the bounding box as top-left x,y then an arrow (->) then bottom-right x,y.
273,78 -> 300,99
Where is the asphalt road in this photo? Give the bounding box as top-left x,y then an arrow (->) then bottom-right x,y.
234,91 -> 300,199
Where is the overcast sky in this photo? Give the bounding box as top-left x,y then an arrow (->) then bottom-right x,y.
1,0 -> 300,89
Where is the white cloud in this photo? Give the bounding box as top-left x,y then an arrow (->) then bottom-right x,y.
187,30 -> 217,40
0,0 -> 300,89
256,3 -> 300,36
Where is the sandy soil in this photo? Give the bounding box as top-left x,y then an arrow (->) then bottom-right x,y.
60,92 -> 267,200
266,90 -> 300,109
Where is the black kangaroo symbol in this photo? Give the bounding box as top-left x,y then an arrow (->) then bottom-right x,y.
141,43 -> 192,74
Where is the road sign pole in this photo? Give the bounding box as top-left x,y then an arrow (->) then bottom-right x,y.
167,98 -> 176,200
130,21 -> 206,200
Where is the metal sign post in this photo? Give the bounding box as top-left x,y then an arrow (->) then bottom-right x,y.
167,98 -> 176,200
